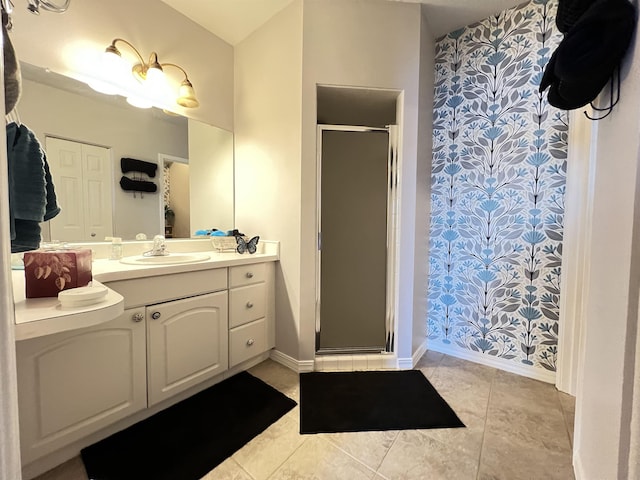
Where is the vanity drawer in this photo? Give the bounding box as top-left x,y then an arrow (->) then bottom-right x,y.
229,283 -> 266,328
105,268 -> 227,308
229,318 -> 267,367
229,263 -> 266,288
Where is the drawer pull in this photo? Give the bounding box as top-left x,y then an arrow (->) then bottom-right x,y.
245,272 -> 254,279
246,301 -> 254,309
151,311 -> 161,320
246,338 -> 255,346
132,312 -> 144,323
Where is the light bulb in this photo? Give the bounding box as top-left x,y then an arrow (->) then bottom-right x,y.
102,49 -> 129,85
144,65 -> 170,100
88,79 -> 118,95
126,95 -> 153,109
177,80 -> 199,108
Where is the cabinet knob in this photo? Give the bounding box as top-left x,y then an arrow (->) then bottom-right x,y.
132,312 -> 144,323
151,311 -> 161,320
245,272 -> 254,279
246,301 -> 254,309
246,339 -> 255,346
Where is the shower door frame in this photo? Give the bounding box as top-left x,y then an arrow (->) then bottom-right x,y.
315,124 -> 399,355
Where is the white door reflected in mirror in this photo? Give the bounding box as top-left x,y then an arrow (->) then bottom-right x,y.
46,137 -> 113,242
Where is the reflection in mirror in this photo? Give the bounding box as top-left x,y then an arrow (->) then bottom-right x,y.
160,154 -> 189,238
16,62 -> 234,242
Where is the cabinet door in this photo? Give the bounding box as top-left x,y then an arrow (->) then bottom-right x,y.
16,307 -> 146,464
147,291 -> 228,406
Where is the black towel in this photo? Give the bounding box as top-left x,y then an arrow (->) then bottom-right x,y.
120,176 -> 158,193
121,157 -> 158,178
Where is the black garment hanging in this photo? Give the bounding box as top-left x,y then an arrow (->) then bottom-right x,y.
539,0 -> 636,117
121,157 -> 158,177
119,176 -> 158,193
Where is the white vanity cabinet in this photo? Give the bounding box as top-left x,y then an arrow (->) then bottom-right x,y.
16,306 -> 147,465
105,268 -> 229,406
147,291 -> 228,406
228,263 -> 275,367
16,260 -> 276,473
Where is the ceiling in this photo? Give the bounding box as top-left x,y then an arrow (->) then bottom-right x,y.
160,0 -> 527,45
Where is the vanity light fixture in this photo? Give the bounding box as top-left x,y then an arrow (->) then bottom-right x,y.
94,38 -> 199,110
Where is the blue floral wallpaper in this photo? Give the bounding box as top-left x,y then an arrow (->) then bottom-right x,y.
428,0 -> 567,373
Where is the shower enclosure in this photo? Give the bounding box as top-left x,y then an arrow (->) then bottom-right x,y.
315,124 -> 397,355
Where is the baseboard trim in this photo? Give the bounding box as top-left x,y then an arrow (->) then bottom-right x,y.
412,339 -> 429,367
397,357 -> 414,369
270,349 -> 314,373
573,450 -> 584,480
427,342 -> 557,384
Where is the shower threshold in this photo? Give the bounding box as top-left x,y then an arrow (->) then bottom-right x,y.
314,350 -> 397,372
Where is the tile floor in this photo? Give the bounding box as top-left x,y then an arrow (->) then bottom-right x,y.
33,351 -> 576,480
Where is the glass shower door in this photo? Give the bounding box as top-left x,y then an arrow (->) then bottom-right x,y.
316,127 -> 390,353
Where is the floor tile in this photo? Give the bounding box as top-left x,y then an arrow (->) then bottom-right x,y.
320,429 -> 399,471
478,431 -> 575,480
377,429 -> 479,480
201,458 -> 253,480
414,350 -> 444,377
485,400 -> 571,455
249,359 -> 300,402
232,414 -> 305,480
490,369 -> 562,415
418,406 -> 486,461
437,355 -> 498,383
269,436 -> 376,480
558,392 -> 576,446
428,367 -> 493,417
30,457 -> 88,480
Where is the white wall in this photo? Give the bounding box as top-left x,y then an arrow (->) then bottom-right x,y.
573,26 -> 640,480
413,8 -> 434,357
18,78 -> 188,240
556,110 -> 593,395
0,44 -> 22,480
8,0 -> 234,131
234,1 -> 304,359
300,0 -> 425,362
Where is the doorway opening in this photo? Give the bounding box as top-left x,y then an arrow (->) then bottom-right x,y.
159,153 -> 189,239
314,85 -> 401,357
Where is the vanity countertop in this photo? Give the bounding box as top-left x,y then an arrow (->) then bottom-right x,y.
13,272 -> 124,341
91,250 -> 279,283
13,243 -> 279,341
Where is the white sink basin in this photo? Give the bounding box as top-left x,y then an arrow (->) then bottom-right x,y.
120,253 -> 210,265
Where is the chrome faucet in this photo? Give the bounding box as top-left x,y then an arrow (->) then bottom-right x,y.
144,235 -> 168,256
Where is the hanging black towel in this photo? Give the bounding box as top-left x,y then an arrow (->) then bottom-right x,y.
120,176 -> 157,193
121,157 -> 158,178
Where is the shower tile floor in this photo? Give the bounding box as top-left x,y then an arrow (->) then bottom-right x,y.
33,351 -> 575,480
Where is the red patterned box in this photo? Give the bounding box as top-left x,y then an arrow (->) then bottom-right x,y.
24,249 -> 92,298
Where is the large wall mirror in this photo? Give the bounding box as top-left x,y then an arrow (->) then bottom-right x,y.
16,62 -> 234,243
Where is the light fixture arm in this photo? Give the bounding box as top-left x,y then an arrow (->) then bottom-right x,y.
160,62 -> 190,82
108,38 -> 146,67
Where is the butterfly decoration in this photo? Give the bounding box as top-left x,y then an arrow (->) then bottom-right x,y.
236,235 -> 259,254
